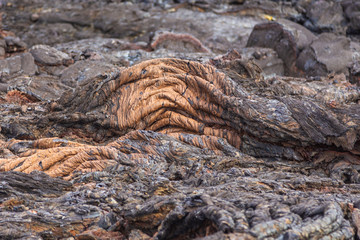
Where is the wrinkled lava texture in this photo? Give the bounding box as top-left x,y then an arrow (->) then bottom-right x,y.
1,1 -> 360,240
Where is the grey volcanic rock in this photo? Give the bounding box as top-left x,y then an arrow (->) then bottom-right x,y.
246,18 -> 316,76
60,60 -> 121,88
310,33 -> 352,73
4,36 -> 27,53
30,45 -> 73,66
0,40 -> 5,58
0,53 -> 37,81
247,20 -> 360,78
3,1 -> 264,51
29,45 -> 74,76
342,0 -> 360,33
300,0 -> 346,34
297,33 -> 353,76
349,61 -> 360,85
1,1 -> 360,239
7,75 -> 71,101
239,47 -> 284,76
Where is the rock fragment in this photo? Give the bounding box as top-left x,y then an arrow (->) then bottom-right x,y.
1,58 -> 359,182
150,31 -> 210,53
239,47 -> 284,76
59,60 -> 121,88
342,0 -> 360,33
349,61 -> 360,85
4,36 -> 27,53
30,44 -> 73,66
297,33 -> 353,76
0,52 -> 37,81
298,0 -> 346,34
28,44 -> 74,76
0,171 -> 72,196
76,226 -> 124,240
247,20 -> 360,78
1,122 -> 35,140
246,19 -> 316,76
6,75 -> 71,101
0,39 -> 5,58
1,1 -> 360,239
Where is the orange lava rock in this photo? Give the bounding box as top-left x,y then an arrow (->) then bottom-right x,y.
60,58 -> 243,149
5,90 -> 39,104
1,58 -> 360,181
0,58 -> 243,178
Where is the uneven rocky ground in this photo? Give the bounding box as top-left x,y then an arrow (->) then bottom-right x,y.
1,0 -> 360,239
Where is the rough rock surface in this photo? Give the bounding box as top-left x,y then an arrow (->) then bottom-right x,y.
342,0 -> 360,34
297,33 -> 355,76
0,52 -> 37,80
246,18 -> 316,76
1,1 -> 360,240
300,0 -> 346,34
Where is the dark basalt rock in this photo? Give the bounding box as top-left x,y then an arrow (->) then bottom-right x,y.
1,1 -> 360,239
349,61 -> 360,85
299,0 -> 346,34
297,33 -> 354,77
0,171 -> 72,197
59,59 -> 121,88
239,47 -> 284,76
342,0 -> 360,34
246,18 -> 316,76
247,19 -> 360,78
0,56 -> 360,239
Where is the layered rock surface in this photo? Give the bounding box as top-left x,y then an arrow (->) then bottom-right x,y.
1,1 -> 360,239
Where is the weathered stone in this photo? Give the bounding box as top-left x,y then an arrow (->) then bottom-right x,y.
352,208 -> 360,238
0,171 -> 72,196
4,36 -> 27,53
59,60 -> 121,88
349,61 -> 360,85
76,226 -> 124,240
0,48 -> 5,58
21,23 -> 82,47
0,83 -> 7,92
0,39 -> 6,49
246,18 -> 316,76
297,33 -> 353,76
128,229 -> 150,240
6,75 -> 71,101
0,52 -> 37,81
1,122 -> 35,140
1,58 -> 359,182
30,44 -> 73,66
37,11 -> 93,27
300,0 -> 346,34
4,1 -> 265,52
0,40 -> 5,58
342,0 -> 360,33
1,1 -> 360,239
55,38 -> 216,67
55,38 -> 148,66
239,47 -> 284,76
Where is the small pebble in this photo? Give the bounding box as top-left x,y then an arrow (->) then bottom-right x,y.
30,13 -> 39,22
